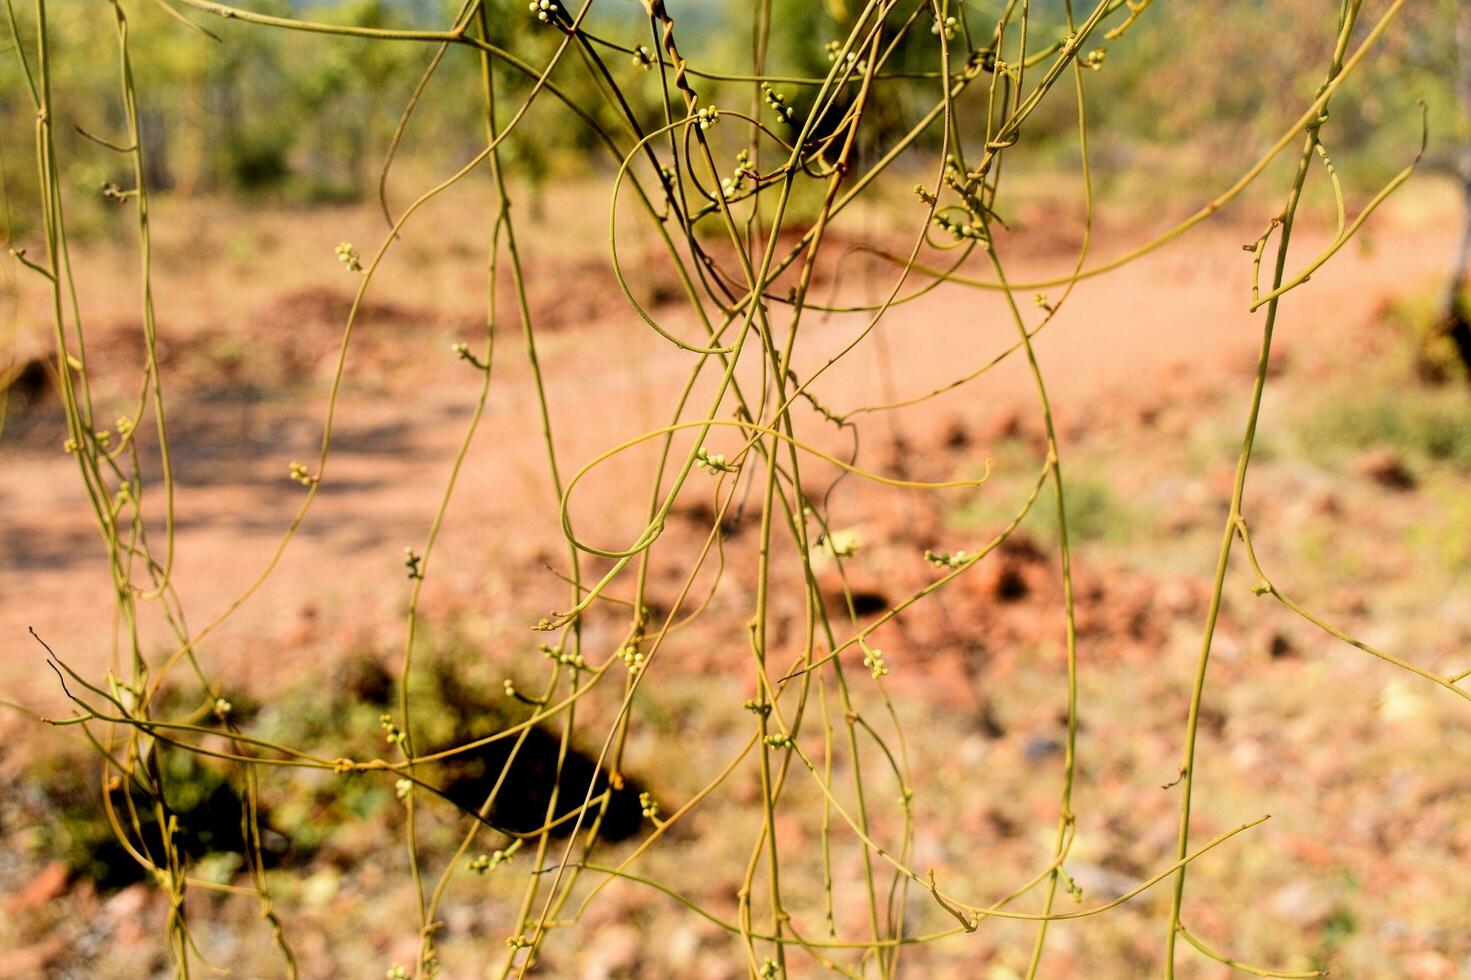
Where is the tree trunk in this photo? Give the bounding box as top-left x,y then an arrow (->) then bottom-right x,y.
1445,0 -> 1471,378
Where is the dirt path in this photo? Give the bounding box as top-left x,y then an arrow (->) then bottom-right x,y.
1,189 -> 1458,712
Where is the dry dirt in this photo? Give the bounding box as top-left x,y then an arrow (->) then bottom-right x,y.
2,178 -> 1469,978
1,186 -> 1456,704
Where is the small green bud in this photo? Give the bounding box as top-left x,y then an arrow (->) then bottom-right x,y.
334,241 -> 363,273
862,646 -> 890,679
620,644 -> 646,673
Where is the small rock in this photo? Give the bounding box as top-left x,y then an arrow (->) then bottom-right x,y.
1211,629 -> 1242,662
103,884 -> 150,946
0,937 -> 66,975
1230,739 -> 1263,772
299,868 -> 340,907
1404,950 -> 1455,980
280,600 -> 321,648
1329,587 -> 1369,615
1162,505 -> 1198,535
6,861 -> 67,913
697,954 -> 742,980
580,923 -> 641,979
1068,862 -> 1136,901
1308,486 -> 1343,517
1023,735 -> 1062,761
1267,880 -> 1331,927
666,925 -> 700,971
1378,678 -> 1428,725
1156,578 -> 1199,618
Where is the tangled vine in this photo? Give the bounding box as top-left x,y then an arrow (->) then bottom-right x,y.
6,0 -> 1455,976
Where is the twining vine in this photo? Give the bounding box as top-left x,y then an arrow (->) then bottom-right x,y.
5,0 -> 1452,977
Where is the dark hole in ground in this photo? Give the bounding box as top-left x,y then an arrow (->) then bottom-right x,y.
422,660 -> 649,843
994,565 -> 1029,602
4,356 -> 51,409
1446,307 -> 1471,385
672,497 -> 743,537
1,356 -> 67,444
55,751 -> 286,891
38,654 -> 656,892
848,589 -> 890,616
438,726 -> 647,843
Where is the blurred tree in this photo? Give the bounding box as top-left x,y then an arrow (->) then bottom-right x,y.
1444,0 -> 1471,378
0,0 -> 1462,223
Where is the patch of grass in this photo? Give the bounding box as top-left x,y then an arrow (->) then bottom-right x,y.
22,641 -> 654,894
1295,520 -> 1370,579
1297,386 -> 1471,469
1404,487 -> 1471,574
1313,903 -> 1359,972
1037,475 -> 1141,544
30,735 -> 258,889
950,469 -> 1141,545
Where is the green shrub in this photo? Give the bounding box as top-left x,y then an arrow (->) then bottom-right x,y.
1298,387 -> 1471,468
